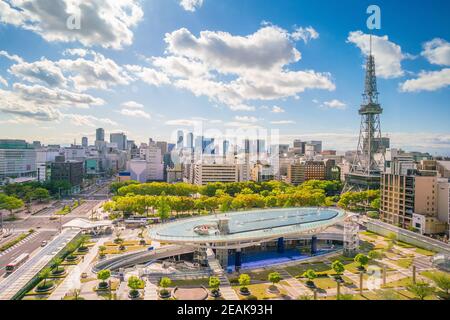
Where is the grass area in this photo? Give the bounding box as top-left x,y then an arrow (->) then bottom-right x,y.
285,262 -> 330,277
360,231 -> 378,238
232,283 -> 289,300
247,269 -> 277,282
391,258 -> 413,269
170,278 -> 210,287
396,241 -> 415,249
0,229 -> 34,252
102,245 -> 148,255
415,248 -> 436,256
420,270 -> 450,280
382,276 -> 413,289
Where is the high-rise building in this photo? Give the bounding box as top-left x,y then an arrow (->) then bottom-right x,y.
344,40 -> 386,192
110,133 -> 127,150
81,137 -> 88,148
96,128 -> 105,142
156,141 -> 168,156
0,140 -> 37,183
177,130 -> 184,149
223,140 -> 230,156
203,138 -> 215,154
186,132 -> 194,149
50,156 -> 83,192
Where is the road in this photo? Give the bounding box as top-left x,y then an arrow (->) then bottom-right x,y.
0,229 -> 80,300
0,231 -> 55,277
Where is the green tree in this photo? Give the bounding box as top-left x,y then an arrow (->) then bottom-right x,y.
354,254 -> 369,270
128,276 -> 144,298
406,282 -> 435,300
368,250 -> 383,260
303,269 -> 317,287
97,269 -> 111,287
157,193 -> 171,221
209,276 -> 221,294
159,277 -> 172,290
38,267 -> 52,288
238,274 -> 251,290
331,260 -> 345,276
430,272 -> 450,295
268,272 -> 282,286
0,195 -> 24,217
99,245 -> 107,257
52,257 -> 64,274
33,188 -> 50,203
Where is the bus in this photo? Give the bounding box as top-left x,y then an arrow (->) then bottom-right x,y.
5,253 -> 29,274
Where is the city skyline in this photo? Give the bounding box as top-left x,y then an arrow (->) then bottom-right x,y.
0,0 -> 449,155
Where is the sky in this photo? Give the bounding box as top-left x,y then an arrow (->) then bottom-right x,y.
0,0 -> 449,155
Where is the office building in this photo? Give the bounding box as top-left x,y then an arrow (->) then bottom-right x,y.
96,128 -> 105,142
82,137 -> 88,148
110,133 -> 127,150
194,163 -> 238,185
287,161 -> 326,186
177,130 -> 184,149
50,156 -> 83,192
0,139 -> 37,183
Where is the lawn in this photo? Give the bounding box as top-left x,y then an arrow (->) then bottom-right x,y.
415,248 -> 436,256
285,262 -> 331,277
232,283 -> 290,300
170,278 -> 210,287
391,258 -> 413,269
382,276 -> 413,289
247,269 -> 277,282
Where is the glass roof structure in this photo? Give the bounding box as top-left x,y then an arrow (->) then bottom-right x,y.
149,207 -> 346,244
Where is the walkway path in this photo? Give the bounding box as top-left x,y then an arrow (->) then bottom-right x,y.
144,278 -> 159,300
48,238 -> 106,300
206,249 -> 239,300
275,267 -> 311,298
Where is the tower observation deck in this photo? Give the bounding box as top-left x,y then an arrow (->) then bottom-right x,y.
344,39 -> 386,192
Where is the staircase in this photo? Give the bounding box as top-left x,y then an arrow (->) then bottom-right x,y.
206,249 -> 239,300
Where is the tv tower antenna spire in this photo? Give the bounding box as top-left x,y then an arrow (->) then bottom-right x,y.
343,33 -> 386,192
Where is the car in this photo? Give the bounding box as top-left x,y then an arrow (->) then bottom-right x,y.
41,240 -> 48,247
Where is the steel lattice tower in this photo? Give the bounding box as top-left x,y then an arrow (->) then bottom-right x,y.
344,37 -> 386,192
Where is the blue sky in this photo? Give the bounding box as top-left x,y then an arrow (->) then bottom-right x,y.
0,0 -> 449,155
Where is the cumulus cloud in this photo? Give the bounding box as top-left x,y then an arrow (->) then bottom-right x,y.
118,108 -> 151,119
291,26 -> 319,43
0,0 -> 144,49
125,65 -> 170,87
322,99 -> 347,110
270,120 -> 295,124
421,38 -> 450,66
271,106 -> 285,113
234,116 -> 259,123
121,101 -> 144,109
8,50 -> 132,91
347,31 -> 409,79
141,26 -> 334,109
63,113 -> 117,127
165,119 -> 202,126
179,0 -> 204,12
0,50 -> 24,63
0,76 -> 8,87
400,68 -> 450,92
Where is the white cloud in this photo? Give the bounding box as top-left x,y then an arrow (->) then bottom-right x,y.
271,105 -> 285,113
270,120 -> 295,124
0,76 -> 8,87
125,65 -> 170,87
165,119 -> 201,126
347,31 -> 408,79
121,101 -> 144,109
0,0 -> 144,49
421,38 -> 450,66
179,0 -> 204,12
322,99 -> 347,110
228,104 -> 256,111
63,113 -> 117,127
9,59 -> 67,87
291,26 -> 319,43
8,51 -> 132,91
119,108 -> 151,119
151,26 -> 334,109
0,50 -> 24,63
13,83 -> 104,108
399,68 -> 450,92
234,116 -> 259,123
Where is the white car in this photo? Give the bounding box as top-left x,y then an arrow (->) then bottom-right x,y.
41,240 -> 48,247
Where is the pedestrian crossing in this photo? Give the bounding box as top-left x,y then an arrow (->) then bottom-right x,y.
0,231 -> 40,257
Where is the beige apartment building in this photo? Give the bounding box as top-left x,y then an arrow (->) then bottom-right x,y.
193,163 -> 238,185
381,171 -> 448,234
